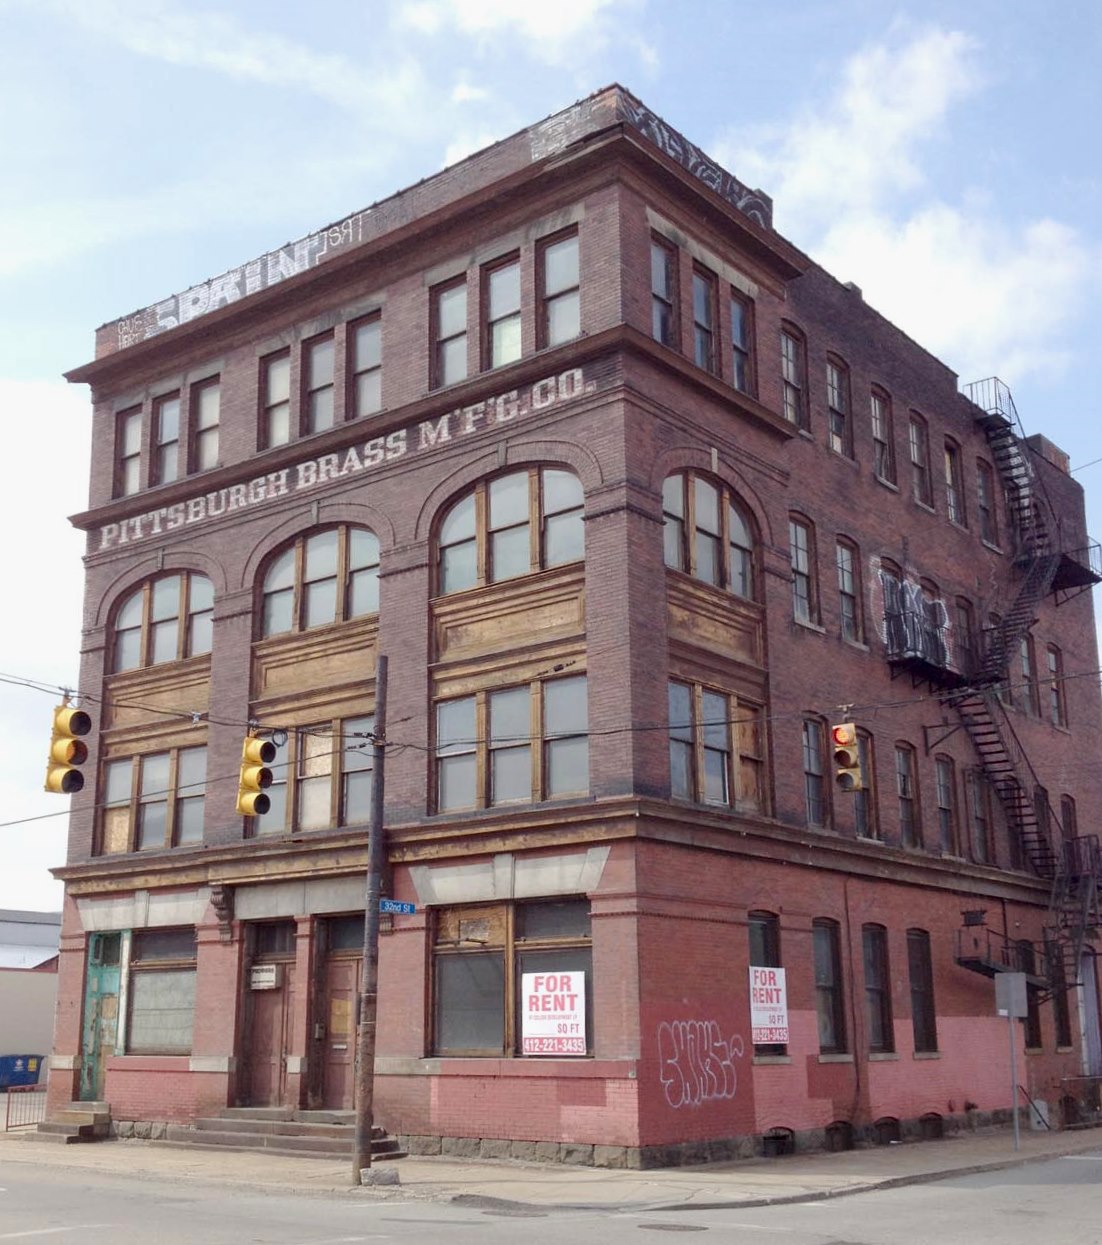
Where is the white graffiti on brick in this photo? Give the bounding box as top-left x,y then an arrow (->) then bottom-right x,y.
657,1019 -> 744,1110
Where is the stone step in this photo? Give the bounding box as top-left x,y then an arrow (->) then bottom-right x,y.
195,1116 -> 362,1140
218,1107 -> 295,1121
154,1138 -> 408,1162
162,1125 -> 404,1159
34,1120 -> 109,1141
53,1109 -> 111,1126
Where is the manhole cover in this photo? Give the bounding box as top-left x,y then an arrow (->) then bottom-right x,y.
637,1226 -> 709,1233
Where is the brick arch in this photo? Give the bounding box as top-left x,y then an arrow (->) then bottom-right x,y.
648,445 -> 776,550
92,549 -> 227,631
237,501 -> 391,594
412,437 -> 603,546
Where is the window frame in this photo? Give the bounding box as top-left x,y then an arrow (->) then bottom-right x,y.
854,729 -> 878,840
789,515 -> 819,624
1046,645 -> 1067,728
302,331 -> 336,435
748,911 -> 786,1056
934,755 -> 958,855
826,357 -> 852,458
1016,939 -> 1043,1049
111,571 -> 214,673
253,716 -> 375,836
1020,635 -> 1041,716
126,927 -> 198,1056
908,413 -> 933,508
483,252 -> 522,370
802,717 -> 829,828
813,918 -> 847,1054
729,289 -> 755,395
667,680 -> 767,814
863,923 -> 894,1054
691,264 -> 718,374
349,313 -> 382,419
432,275 -> 469,389
906,929 -> 938,1053
977,459 -> 1000,546
434,675 -> 588,813
895,742 -> 921,848
662,471 -> 758,600
114,406 -> 144,498
99,745 -> 207,855
967,769 -> 994,863
538,229 -> 580,350
944,439 -> 966,527
650,235 -> 678,348
870,388 -> 896,484
780,325 -> 807,430
260,349 -> 292,449
259,525 -> 380,639
151,392 -> 181,487
189,377 -> 221,474
436,467 -> 584,596
835,537 -> 863,644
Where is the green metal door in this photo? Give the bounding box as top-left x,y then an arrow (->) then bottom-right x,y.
80,932 -> 121,1102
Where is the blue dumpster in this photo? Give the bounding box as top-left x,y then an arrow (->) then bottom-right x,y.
0,1055 -> 44,1089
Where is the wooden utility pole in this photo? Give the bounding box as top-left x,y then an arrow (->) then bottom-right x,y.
353,654 -> 387,1183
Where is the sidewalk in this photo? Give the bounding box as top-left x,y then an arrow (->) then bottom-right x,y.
1,1124 -> 1099,1211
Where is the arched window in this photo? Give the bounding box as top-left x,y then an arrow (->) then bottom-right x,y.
112,573 -> 213,672
662,471 -> 757,600
260,526 -> 379,638
436,467 -> 584,595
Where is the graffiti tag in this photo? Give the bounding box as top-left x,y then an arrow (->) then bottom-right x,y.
657,1019 -> 744,1109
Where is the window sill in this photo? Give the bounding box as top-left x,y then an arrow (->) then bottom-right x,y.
874,475 -> 900,493
817,1052 -> 854,1064
981,539 -> 1004,555
949,519 -> 970,534
375,1056 -> 634,1078
912,1050 -> 940,1060
752,1054 -> 791,1065
868,1051 -> 899,1061
829,450 -> 860,470
842,637 -> 870,652
794,617 -> 825,634
1056,1046 -> 1074,1054
913,500 -> 937,515
797,428 -> 815,443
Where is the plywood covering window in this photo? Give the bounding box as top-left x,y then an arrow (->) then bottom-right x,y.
436,468 -> 583,595
111,573 -> 213,672
127,927 -> 197,1055
260,526 -> 380,637
432,898 -> 592,1057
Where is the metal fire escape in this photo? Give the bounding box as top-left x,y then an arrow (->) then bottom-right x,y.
889,379 -> 1102,997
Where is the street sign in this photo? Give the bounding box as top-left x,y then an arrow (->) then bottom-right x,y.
379,899 -> 416,915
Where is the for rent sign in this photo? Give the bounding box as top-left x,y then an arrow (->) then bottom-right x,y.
521,971 -> 586,1056
748,966 -> 788,1044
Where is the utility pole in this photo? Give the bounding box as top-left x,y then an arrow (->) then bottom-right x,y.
353,654 -> 387,1183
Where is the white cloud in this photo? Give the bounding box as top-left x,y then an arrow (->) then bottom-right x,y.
715,27 -> 1096,385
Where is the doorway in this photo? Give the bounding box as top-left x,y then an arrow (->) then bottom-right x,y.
240,921 -> 297,1107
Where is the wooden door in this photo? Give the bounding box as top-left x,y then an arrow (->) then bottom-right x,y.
321,955 -> 359,1109
242,964 -> 295,1106
80,933 -> 121,1102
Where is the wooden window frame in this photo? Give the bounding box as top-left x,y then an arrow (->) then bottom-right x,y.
895,742 -> 921,848
906,929 -> 938,1053
126,927 -> 198,1055
110,572 -> 214,673
813,918 -> 847,1054
189,377 -> 221,474
302,331 -> 336,435
870,388 -> 896,484
662,471 -> 758,599
260,349 -> 292,449
835,538 -> 862,643
432,275 -> 469,389
944,438 -> 966,527
748,911 -> 786,1055
1020,635 -> 1041,716
909,413 -> 933,507
730,289 -> 755,395
537,228 -> 580,350
434,675 -> 588,813
826,357 -> 852,458
114,406 -> 144,498
483,252 -> 522,370
259,525 -> 380,638
854,729 -> 878,840
789,515 -> 818,624
863,923 -> 894,1053
1047,645 -> 1067,728
967,769 -> 994,863
780,325 -> 808,430
803,717 -> 829,828
977,459 -> 1000,546
348,313 -> 382,419
667,679 -> 767,814
934,754 -> 958,855
98,745 -> 207,855
691,264 -> 718,374
650,235 -> 678,348
151,392 -> 181,487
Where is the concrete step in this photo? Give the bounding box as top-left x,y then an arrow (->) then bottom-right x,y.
195,1117 -> 359,1140
34,1120 -> 109,1142
163,1125 -> 403,1159
154,1138 -> 408,1162
53,1109 -> 111,1126
218,1107 -> 295,1121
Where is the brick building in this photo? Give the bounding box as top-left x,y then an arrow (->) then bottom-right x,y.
48,86 -> 1102,1164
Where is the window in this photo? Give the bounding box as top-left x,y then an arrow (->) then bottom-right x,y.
190,379 -> 220,472
99,746 -> 207,854
255,716 -> 374,835
1051,937 -> 1073,1047
1020,636 -> 1040,716
1046,645 -> 1067,727
152,393 -> 180,486
111,573 -> 213,672
789,516 -> 817,623
780,327 -> 807,429
870,389 -> 896,484
1060,794 -> 1078,841
944,440 -> 966,526
863,925 -> 893,1053
813,919 -> 846,1053
350,315 -> 382,418
909,414 -> 932,507
692,266 -> 717,373
895,743 -> 920,848
115,407 -> 143,497
437,468 -> 583,594
485,255 -> 521,369
826,359 -> 851,457
651,237 -> 677,347
977,460 -> 999,545
668,681 -> 766,812
955,597 -> 977,676
803,718 -> 828,827
730,291 -> 753,393
127,928 -> 197,1055
835,539 -> 862,643
662,472 -> 757,598
433,898 -> 592,1056
748,912 -> 786,1055
433,277 -> 468,388
260,526 -> 379,637
854,730 -> 878,840
540,231 -> 580,348
261,351 -> 291,448
935,756 -> 958,854
1016,940 -> 1043,1049
304,333 -> 335,434
435,676 -> 587,812
968,770 -> 993,863
907,930 -> 937,1053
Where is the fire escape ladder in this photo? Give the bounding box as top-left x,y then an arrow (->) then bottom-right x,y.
974,553 -> 1061,687
946,689 -> 1058,878
1049,836 -> 1102,986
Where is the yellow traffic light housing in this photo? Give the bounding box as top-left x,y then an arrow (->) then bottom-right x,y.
831,722 -> 863,792
45,703 -> 92,794
236,733 -> 276,816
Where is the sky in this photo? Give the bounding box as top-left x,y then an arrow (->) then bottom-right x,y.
1,0 -> 1100,911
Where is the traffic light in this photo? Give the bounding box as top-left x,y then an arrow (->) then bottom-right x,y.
45,703 -> 92,794
831,722 -> 863,792
236,733 -> 276,815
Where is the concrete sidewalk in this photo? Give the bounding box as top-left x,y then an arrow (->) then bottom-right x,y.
1,1124 -> 1099,1211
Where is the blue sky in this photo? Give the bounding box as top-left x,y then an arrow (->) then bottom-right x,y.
1,0 -> 1099,909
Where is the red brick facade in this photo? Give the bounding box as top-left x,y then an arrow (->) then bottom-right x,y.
49,86 -> 1102,1165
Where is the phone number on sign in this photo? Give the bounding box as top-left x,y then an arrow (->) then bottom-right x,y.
522,1037 -> 586,1055
752,1028 -> 789,1043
